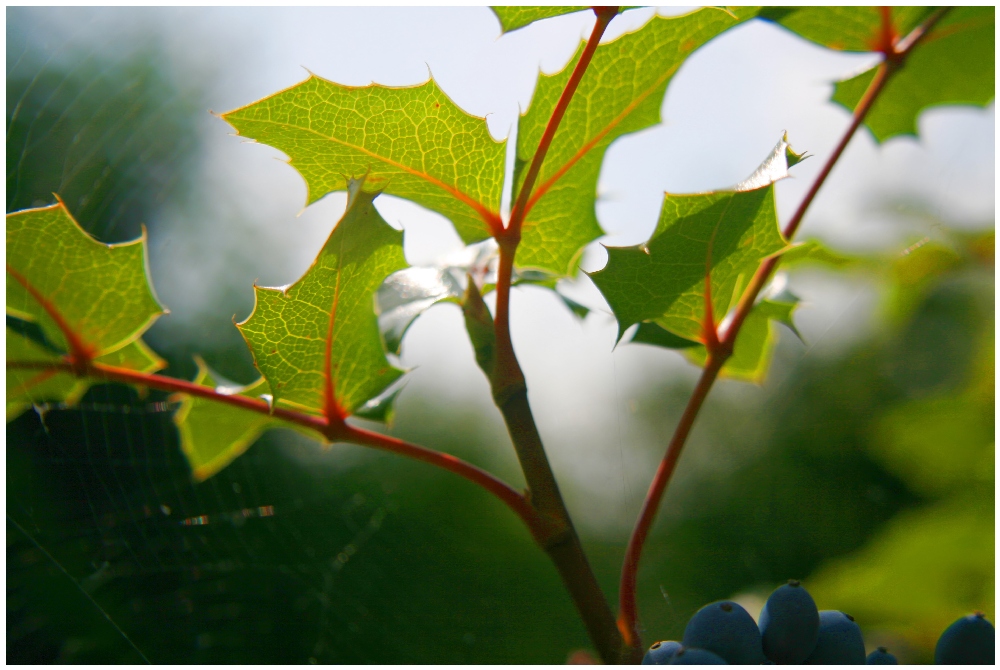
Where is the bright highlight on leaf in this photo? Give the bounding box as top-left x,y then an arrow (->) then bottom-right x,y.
591,134 -> 798,346
237,179 -> 406,418
513,7 -> 758,275
221,75 -> 506,245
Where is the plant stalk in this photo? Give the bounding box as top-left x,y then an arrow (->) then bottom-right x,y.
487,8 -> 634,663
614,7 -> 950,650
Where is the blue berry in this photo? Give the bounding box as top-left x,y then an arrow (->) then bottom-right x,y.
668,647 -> 727,664
643,640 -> 683,665
866,646 -> 897,664
759,579 -> 820,664
935,612 -> 994,664
682,600 -> 763,665
805,611 -> 865,664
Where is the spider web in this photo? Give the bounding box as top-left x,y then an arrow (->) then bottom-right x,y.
5,9 -> 593,664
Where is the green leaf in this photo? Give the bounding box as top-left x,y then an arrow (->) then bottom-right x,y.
6,201 -> 165,357
758,7 -> 934,53
832,7 -> 995,142
7,328 -> 165,420
173,359 -> 293,481
514,7 -> 757,276
491,6 -> 590,34
630,322 -> 701,349
808,496 -> 994,654
684,298 -> 802,383
221,74 -> 505,246
779,240 -> 856,268
237,179 -> 407,417
6,329 -> 85,420
590,134 -> 795,344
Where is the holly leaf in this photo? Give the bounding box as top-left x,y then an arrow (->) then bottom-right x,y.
221,74 -> 505,246
237,179 -> 406,418
590,134 -> 797,344
173,359 -> 298,481
630,322 -> 700,350
684,298 -> 802,383
833,7 -> 995,142
7,326 -> 165,420
7,201 -> 165,358
513,7 -> 757,276
758,7 -> 933,52
492,6 -> 590,34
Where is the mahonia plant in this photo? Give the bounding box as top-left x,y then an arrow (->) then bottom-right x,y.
6,6 -> 994,663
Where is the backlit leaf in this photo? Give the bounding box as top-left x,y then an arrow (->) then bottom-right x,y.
513,7 -> 757,275
590,135 -> 796,344
221,75 -> 505,245
237,179 -> 406,417
758,7 -> 933,52
833,7 -> 995,142
173,359 -> 294,481
492,6 -> 589,34
6,201 -> 164,357
7,327 -> 165,420
684,298 -> 802,383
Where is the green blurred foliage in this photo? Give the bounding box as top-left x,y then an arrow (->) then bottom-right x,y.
631,228 -> 994,663
6,19 -> 197,244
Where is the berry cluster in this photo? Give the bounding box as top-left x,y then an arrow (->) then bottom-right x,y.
642,580 -> 995,665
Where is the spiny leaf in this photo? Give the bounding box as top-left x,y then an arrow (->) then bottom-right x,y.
590,134 -> 797,343
221,75 -> 505,245
6,329 -> 85,420
758,7 -> 933,52
237,179 -> 406,417
685,298 -> 802,383
513,7 -> 757,276
630,322 -> 700,349
492,6 -> 590,34
833,7 -> 995,142
7,327 -> 165,420
629,295 -> 803,383
173,359 -> 293,482
6,201 -> 164,357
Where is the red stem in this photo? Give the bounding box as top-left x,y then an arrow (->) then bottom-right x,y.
7,358 -> 546,541
6,264 -> 98,367
507,6 -> 617,236
615,7 -> 950,649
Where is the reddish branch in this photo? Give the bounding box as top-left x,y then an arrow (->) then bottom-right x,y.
6,263 -> 97,369
507,6 -> 618,237
8,357 -> 551,543
615,7 -> 951,649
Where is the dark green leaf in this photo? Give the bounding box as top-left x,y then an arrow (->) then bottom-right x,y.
590,135 -> 796,343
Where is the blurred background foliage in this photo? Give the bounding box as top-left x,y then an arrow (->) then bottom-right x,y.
6,8 -> 994,665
